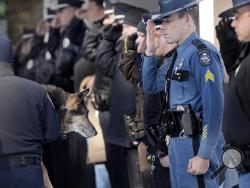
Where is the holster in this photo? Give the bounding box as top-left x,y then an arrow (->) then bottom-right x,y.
166,105 -> 202,137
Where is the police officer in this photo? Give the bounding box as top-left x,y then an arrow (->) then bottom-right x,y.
142,0 -> 224,187
219,1 -> 250,187
0,36 -> 60,188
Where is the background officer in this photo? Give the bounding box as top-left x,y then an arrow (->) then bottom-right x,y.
0,35 -> 60,188
219,1 -> 250,187
142,0 -> 224,187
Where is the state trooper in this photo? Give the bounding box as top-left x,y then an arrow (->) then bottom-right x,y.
142,0 -> 224,187
219,1 -> 250,187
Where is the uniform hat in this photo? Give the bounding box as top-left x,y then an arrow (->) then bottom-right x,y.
219,0 -> 250,17
56,0 -> 85,10
0,36 -> 13,64
104,0 -> 114,15
44,7 -> 56,21
124,7 -> 149,27
21,28 -> 35,40
113,3 -> 134,23
153,0 -> 202,21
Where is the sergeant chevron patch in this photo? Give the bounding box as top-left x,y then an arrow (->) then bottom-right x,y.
205,70 -> 214,82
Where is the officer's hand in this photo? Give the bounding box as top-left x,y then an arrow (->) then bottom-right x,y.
145,20 -> 160,56
187,156 -> 209,175
215,18 -> 237,45
103,24 -> 123,42
75,7 -> 87,20
51,16 -> 61,29
125,33 -> 138,52
159,155 -> 170,168
137,35 -> 146,54
36,19 -> 49,36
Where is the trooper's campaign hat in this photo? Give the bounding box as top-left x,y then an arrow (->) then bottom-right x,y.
219,0 -> 250,17
153,0 -> 202,21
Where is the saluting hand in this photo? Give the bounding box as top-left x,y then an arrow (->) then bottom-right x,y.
187,155 -> 209,175
145,20 -> 160,56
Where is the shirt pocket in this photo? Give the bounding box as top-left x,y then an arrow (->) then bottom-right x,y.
172,81 -> 184,100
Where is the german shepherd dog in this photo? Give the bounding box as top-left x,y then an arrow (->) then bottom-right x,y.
43,85 -> 97,138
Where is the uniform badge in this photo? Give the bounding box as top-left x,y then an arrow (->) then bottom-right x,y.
63,37 -> 70,48
26,60 -> 34,70
199,50 -> 211,66
45,51 -> 52,60
177,58 -> 184,69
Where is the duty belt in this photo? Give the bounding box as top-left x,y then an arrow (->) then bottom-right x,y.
164,105 -> 202,138
0,156 -> 41,168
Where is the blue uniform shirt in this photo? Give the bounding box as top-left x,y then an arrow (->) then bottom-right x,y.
142,32 -> 224,159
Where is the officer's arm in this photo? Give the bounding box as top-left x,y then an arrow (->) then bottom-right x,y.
41,89 -> 60,143
142,55 -> 166,94
191,50 -> 224,159
96,39 -> 117,78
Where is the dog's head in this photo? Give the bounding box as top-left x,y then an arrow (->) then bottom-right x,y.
44,85 -> 97,138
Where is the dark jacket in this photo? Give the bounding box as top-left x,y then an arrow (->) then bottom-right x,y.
97,39 -> 136,147
79,17 -> 105,62
0,63 -> 60,157
53,17 -> 86,92
223,43 -> 250,146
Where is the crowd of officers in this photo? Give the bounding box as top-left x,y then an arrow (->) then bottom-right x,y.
1,0 -> 250,187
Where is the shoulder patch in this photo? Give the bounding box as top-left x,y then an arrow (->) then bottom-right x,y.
192,39 -> 212,66
199,50 -> 212,66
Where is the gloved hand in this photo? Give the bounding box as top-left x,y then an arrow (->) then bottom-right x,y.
215,18 -> 237,45
103,24 -> 123,42
125,33 -> 138,52
215,18 -> 243,73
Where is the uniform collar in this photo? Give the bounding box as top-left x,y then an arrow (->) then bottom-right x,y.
0,63 -> 15,76
177,32 -> 199,55
238,42 -> 250,60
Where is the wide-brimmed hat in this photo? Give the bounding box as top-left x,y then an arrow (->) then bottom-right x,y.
153,0 -> 203,21
219,0 -> 250,17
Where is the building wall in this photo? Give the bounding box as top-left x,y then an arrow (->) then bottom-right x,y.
6,0 -> 43,43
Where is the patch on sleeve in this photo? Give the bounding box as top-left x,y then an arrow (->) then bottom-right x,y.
202,125 -> 208,141
205,69 -> 215,82
199,50 -> 212,66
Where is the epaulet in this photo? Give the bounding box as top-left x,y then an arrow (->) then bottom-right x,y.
191,39 -> 212,66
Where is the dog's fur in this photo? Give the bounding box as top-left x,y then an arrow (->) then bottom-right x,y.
43,85 -> 97,138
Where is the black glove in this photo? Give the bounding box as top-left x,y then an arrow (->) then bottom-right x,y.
215,18 -> 237,45
103,24 -> 123,42
126,33 -> 138,52
215,18 -> 243,73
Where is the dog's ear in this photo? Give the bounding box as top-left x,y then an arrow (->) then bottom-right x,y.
78,89 -> 89,100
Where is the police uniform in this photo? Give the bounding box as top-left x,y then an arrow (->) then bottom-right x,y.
142,3 -> 224,186
0,36 -> 60,188
219,1 -> 250,187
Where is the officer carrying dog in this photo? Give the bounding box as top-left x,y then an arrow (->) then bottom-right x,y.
0,36 -> 60,188
142,0 -> 224,187
219,1 -> 250,187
